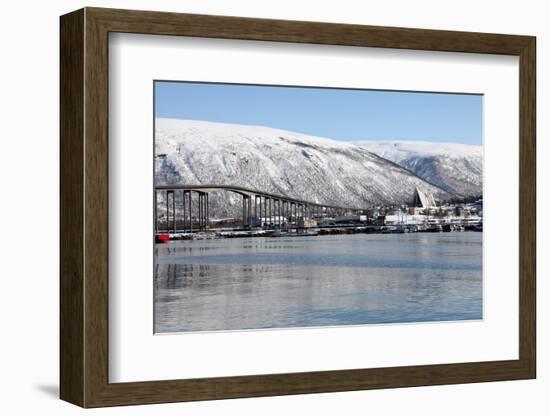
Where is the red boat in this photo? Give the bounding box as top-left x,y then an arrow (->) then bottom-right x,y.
155,233 -> 170,243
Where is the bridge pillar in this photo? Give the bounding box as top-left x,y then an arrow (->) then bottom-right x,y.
288,201 -> 291,227
165,190 -> 169,232
260,196 -> 264,228
206,192 -> 209,230
173,191 -> 177,232
278,200 -> 281,228
249,196 -> 252,227
283,200 -> 287,229
199,192 -> 208,231
262,196 -> 267,228
254,196 -> 258,227
281,201 -> 284,228
271,198 -> 274,227
204,193 -> 207,230
242,194 -> 252,229
266,197 -> 269,227
166,190 -> 176,233
154,189 -> 158,234
273,199 -> 279,228
198,192 -> 202,231
181,190 -> 187,232
188,191 -> 193,232
185,190 -> 189,231
248,195 -> 252,228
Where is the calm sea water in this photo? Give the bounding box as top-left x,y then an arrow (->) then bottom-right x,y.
154,233 -> 482,333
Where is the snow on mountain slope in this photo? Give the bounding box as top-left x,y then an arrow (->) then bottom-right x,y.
155,119 -> 451,218
355,141 -> 483,197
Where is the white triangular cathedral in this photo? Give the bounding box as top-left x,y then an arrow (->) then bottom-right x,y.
412,186 -> 436,208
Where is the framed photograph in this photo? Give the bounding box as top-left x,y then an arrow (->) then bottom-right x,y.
60,7 -> 536,407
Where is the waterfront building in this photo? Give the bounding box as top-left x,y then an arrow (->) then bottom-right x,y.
412,186 -> 437,208
298,218 -> 318,228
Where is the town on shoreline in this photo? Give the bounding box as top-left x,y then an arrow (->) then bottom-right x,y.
155,196 -> 483,242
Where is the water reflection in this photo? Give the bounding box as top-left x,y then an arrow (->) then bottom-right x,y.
154,233 -> 482,333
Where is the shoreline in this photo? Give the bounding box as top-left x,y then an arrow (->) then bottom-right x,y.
155,222 -> 482,242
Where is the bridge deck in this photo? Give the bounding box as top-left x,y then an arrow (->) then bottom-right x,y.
154,184 -> 370,211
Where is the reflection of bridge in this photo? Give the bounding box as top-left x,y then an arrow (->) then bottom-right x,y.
155,184 -> 370,233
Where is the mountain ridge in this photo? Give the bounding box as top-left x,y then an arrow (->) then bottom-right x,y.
155,119 -> 454,218
355,140 -> 483,197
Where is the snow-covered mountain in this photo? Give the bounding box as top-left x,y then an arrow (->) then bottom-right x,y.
355,141 -> 483,197
155,119 -> 451,218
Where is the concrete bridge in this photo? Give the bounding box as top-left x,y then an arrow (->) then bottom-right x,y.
155,184 -> 369,233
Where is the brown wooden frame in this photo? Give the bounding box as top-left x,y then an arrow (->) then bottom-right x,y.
60,7 -> 536,408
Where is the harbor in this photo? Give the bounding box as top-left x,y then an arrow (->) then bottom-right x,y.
154,186 -> 483,332
155,185 -> 482,242
157,220 -> 482,242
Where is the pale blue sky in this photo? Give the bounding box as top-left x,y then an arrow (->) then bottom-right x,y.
155,81 -> 482,144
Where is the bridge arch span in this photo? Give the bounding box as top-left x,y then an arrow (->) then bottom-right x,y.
155,184 -> 368,233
